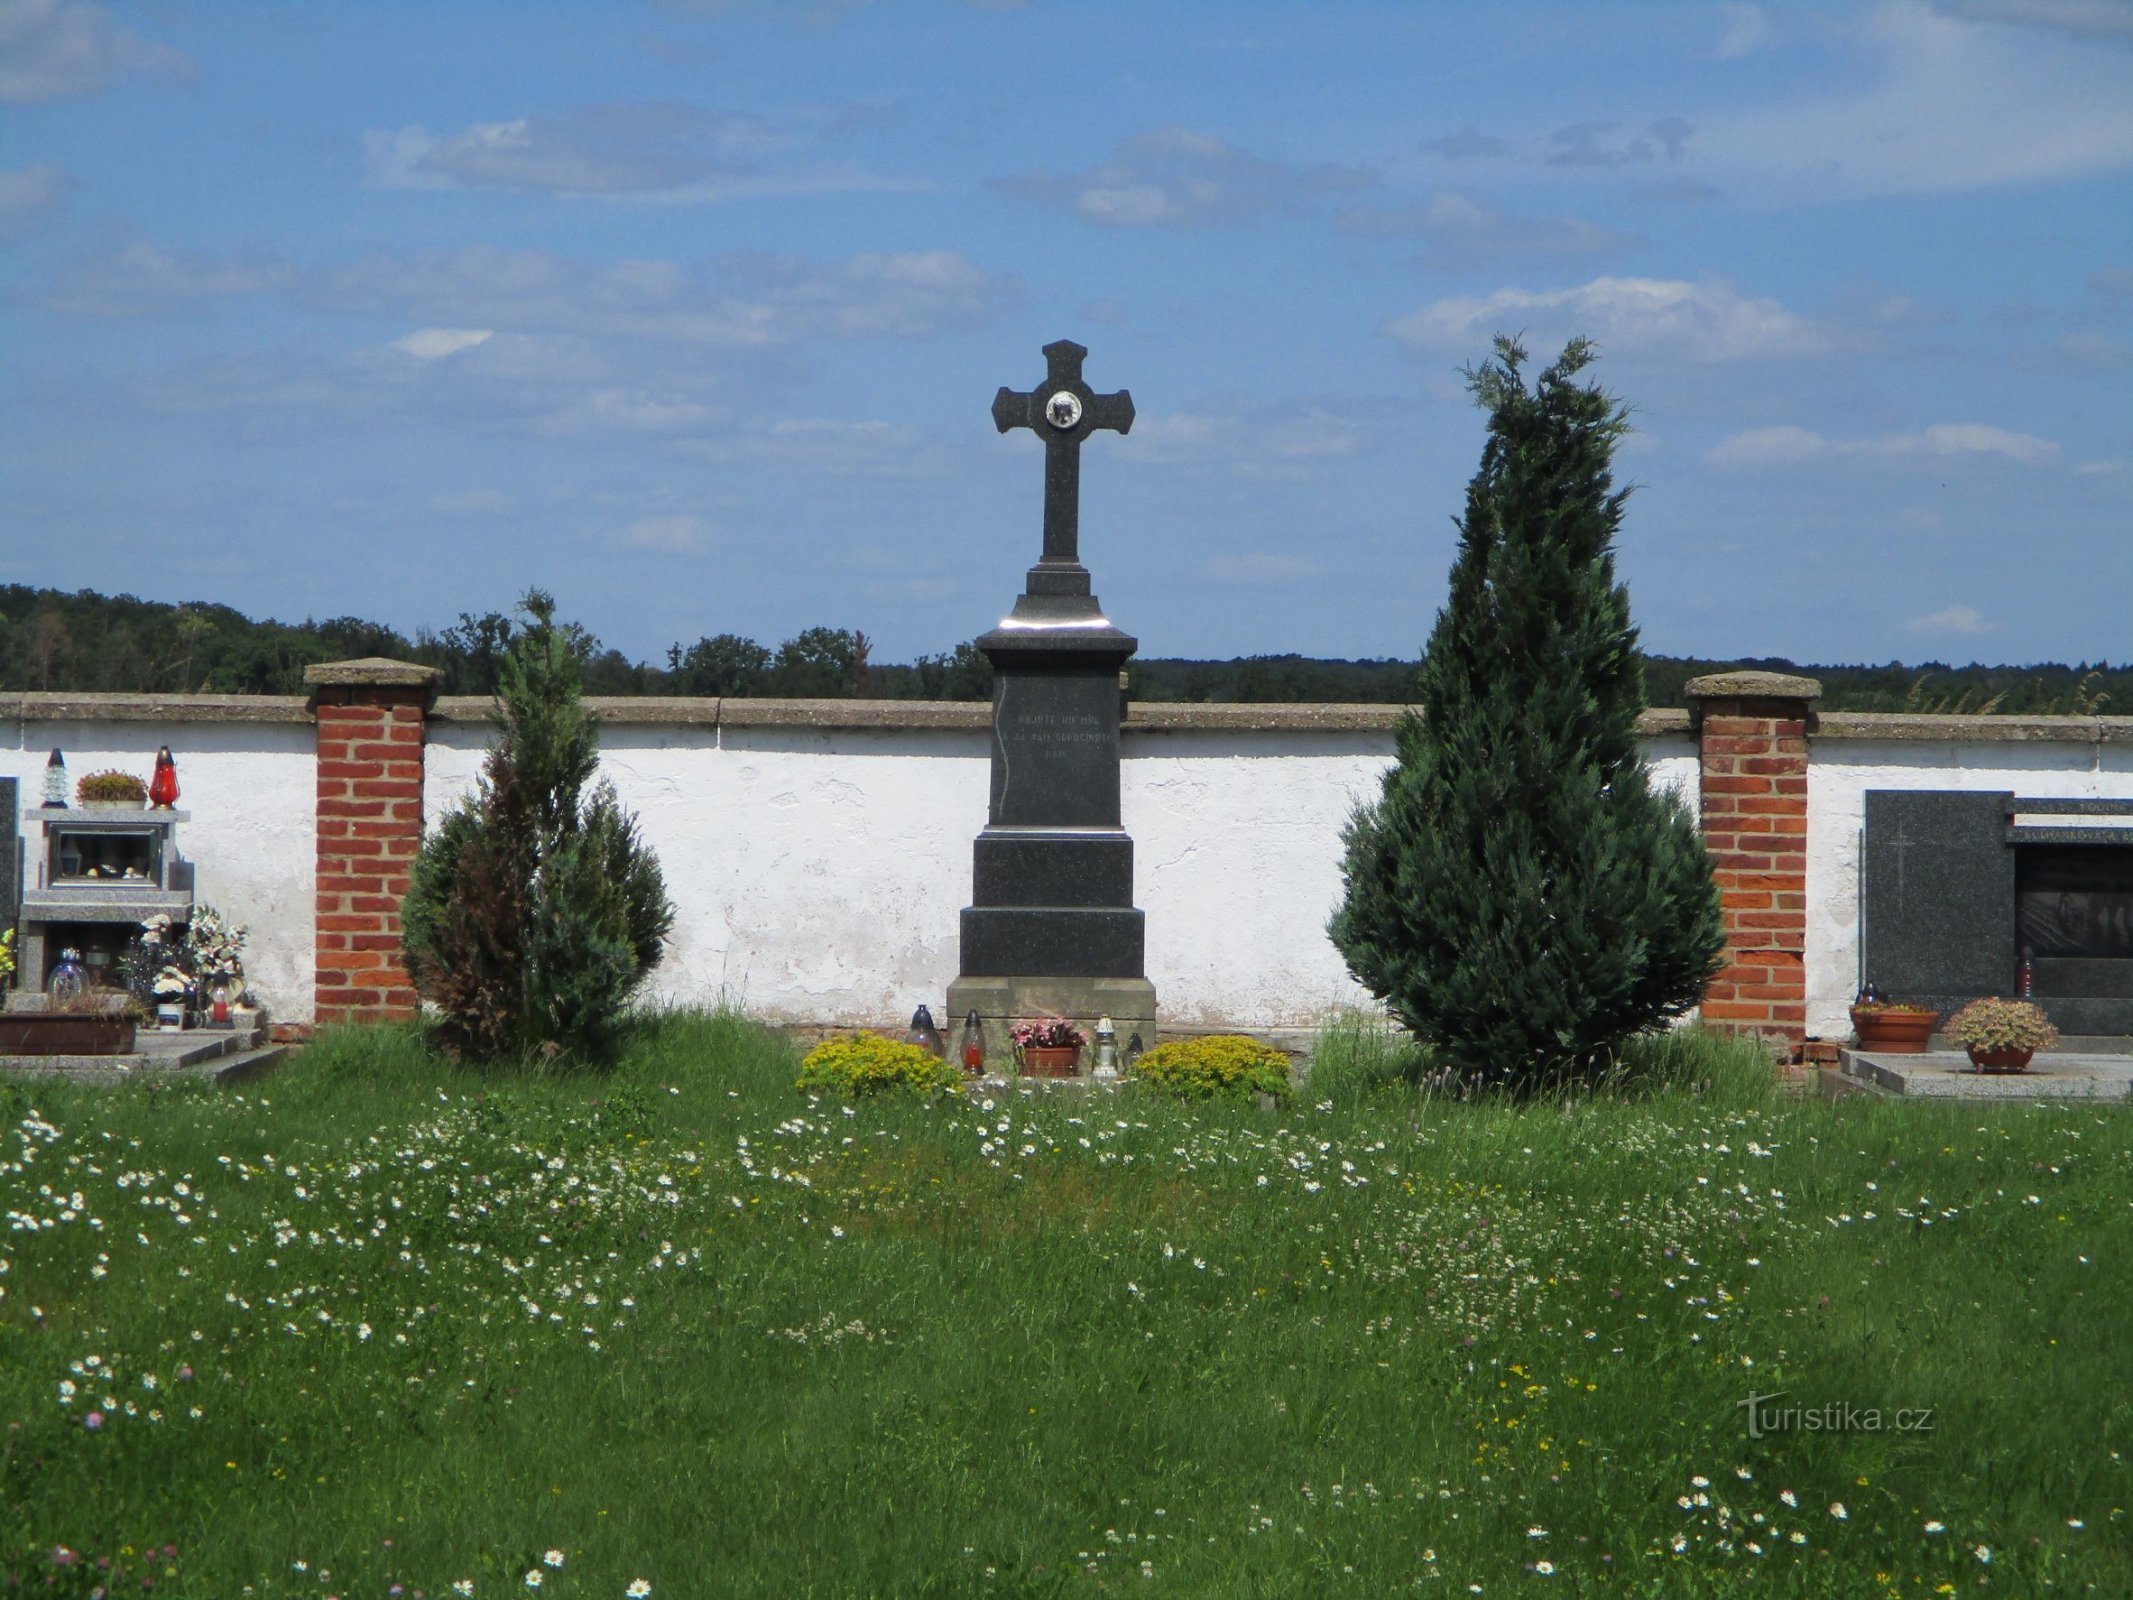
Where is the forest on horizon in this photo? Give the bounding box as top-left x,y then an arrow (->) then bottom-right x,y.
0,583 -> 2121,715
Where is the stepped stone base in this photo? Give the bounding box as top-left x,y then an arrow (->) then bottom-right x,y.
0,1017 -> 286,1086
946,974 -> 1156,1075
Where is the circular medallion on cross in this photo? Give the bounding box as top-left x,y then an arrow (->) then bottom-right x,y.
1044,390 -> 1083,431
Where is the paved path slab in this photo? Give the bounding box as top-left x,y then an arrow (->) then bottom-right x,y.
1837,1048 -> 2133,1101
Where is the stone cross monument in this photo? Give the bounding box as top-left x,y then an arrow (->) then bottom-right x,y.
948,339 -> 1156,1064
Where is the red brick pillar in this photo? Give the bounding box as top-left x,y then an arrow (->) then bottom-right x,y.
303,658 -> 442,1025
1685,671 -> 1822,1056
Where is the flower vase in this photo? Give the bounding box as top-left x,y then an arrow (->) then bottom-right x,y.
1019,1045 -> 1080,1078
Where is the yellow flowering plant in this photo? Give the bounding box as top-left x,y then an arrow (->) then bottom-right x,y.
1132,1033 -> 1292,1102
797,1031 -> 964,1097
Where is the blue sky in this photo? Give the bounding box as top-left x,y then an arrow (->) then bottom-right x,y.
2,0 -> 2128,667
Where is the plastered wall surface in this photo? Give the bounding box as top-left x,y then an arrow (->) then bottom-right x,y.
425,720 -> 1698,1030
1804,738 -> 2133,1040
2,721 -> 316,1020
425,720 -> 991,1025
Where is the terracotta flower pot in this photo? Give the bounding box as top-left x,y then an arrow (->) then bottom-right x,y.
1966,1046 -> 2034,1074
1850,1007 -> 1937,1054
1019,1045 -> 1080,1077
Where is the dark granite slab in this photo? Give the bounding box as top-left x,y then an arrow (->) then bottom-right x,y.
988,670 -> 1124,828
973,828 -> 1133,907
1864,790 -> 2016,1006
960,905 -> 1144,977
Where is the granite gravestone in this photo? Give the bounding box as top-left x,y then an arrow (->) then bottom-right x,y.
947,340 -> 1156,1064
1864,789 -> 2133,1037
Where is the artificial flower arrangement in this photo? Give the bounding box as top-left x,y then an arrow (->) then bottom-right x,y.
0,927 -> 15,985
1945,997 -> 2059,1055
181,905 -> 249,998
133,908 -> 251,1021
1010,1016 -> 1086,1052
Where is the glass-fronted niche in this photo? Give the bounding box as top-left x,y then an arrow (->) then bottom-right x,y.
46,822 -> 166,886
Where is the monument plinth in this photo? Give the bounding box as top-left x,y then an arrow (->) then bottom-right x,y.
948,340 -> 1156,1064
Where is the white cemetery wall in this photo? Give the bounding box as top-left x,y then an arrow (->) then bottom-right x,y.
424,705 -> 992,1026
426,701 -> 1696,1030
1805,715 -> 2133,1041
2,700 -> 316,1020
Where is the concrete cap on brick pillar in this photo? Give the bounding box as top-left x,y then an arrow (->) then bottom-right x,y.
304,658 -> 442,710
1683,671 -> 1822,725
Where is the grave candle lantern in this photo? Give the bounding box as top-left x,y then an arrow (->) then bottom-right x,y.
148,746 -> 180,809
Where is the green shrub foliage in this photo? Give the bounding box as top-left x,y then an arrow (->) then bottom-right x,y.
1330,338 -> 1725,1089
402,592 -> 674,1061
796,1032 -> 964,1097
1133,1034 -> 1292,1102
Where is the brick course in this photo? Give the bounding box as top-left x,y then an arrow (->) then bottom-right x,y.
304,661 -> 441,1025
1685,674 -> 1822,1058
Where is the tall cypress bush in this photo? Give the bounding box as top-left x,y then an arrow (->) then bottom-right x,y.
402,591 -> 674,1061
1330,338 -> 1724,1088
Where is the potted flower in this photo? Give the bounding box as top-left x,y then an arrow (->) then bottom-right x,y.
75,769 -> 148,808
1945,997 -> 2059,1073
1011,1016 -> 1086,1077
1849,999 -> 1939,1053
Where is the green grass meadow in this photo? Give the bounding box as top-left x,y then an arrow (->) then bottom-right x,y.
2,1011 -> 2127,1596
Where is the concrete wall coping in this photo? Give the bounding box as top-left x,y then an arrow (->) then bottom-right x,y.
1813,711 -> 2133,744
5,692 -> 314,725
23,692 -> 2121,745
1683,671 -> 1824,701
302,657 -> 444,690
442,699 -> 1694,735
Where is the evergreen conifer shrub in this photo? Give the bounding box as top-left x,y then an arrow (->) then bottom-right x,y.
1330,338 -> 1725,1088
402,592 -> 674,1060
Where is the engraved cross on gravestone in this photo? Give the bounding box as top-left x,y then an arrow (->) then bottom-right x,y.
991,339 -> 1134,583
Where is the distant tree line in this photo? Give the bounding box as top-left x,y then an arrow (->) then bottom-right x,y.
0,584 -> 2121,713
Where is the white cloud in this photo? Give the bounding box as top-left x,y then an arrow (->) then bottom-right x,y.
1931,0 -> 2133,40
42,241 -> 293,316
0,161 -> 71,236
1705,425 -> 1829,465
1204,552 -> 1320,584
1387,275 -> 1824,362
1709,421 -> 2063,467
1336,192 -> 1641,266
1546,118 -> 1695,168
364,103 -> 910,201
1906,604 -> 1994,634
431,488 -> 510,516
310,245 -> 1013,345
1118,398 -> 1371,479
999,127 -> 1372,228
613,513 -> 711,553
702,418 -> 941,477
539,388 -> 713,435
47,232 -> 1013,346
1698,2 -> 2133,197
1716,2 -> 1778,57
392,327 -> 494,360
0,0 -> 187,103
